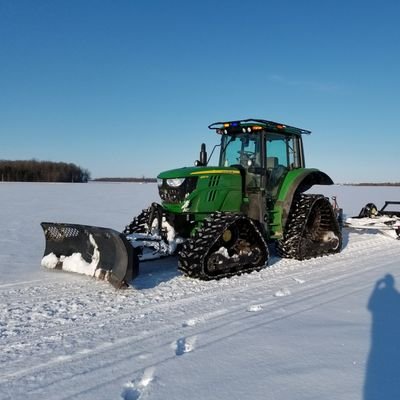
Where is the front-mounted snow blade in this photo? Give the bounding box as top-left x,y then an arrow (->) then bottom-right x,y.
41,222 -> 139,288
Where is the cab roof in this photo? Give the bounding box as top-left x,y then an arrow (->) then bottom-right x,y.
208,119 -> 311,136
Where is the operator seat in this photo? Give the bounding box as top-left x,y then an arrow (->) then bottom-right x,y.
266,157 -> 287,195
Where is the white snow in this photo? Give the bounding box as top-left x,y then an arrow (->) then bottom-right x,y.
1,182 -> 400,400
127,216 -> 184,260
274,287 -> 292,297
59,252 -> 96,275
216,246 -> 230,258
247,304 -> 263,312
346,216 -> 400,239
40,252 -> 59,269
322,230 -> 339,242
41,234 -> 100,276
121,367 -> 155,400
346,215 -> 400,229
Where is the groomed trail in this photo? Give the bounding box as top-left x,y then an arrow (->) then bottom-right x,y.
1,182 -> 400,399
1,230 -> 400,399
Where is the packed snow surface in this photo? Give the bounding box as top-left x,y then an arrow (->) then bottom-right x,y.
1,182 -> 400,399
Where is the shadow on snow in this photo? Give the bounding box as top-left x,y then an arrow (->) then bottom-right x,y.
130,256 -> 180,289
364,274 -> 400,399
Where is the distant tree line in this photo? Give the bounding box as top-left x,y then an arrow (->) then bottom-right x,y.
0,160 -> 90,182
344,183 -> 400,187
93,177 -> 156,183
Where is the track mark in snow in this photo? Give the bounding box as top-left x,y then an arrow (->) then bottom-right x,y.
77,348 -> 92,355
121,367 -> 155,400
274,288 -> 291,297
55,355 -> 72,362
182,308 -> 229,328
292,277 -> 305,284
0,279 -> 53,289
182,317 -> 203,327
175,336 -> 197,356
247,304 -> 263,312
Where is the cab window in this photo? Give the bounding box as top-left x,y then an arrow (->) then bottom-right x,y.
266,134 -> 298,169
220,134 -> 262,168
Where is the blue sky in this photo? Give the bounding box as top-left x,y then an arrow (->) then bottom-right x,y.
1,0 -> 399,182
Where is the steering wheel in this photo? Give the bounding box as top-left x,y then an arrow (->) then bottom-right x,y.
237,151 -> 255,167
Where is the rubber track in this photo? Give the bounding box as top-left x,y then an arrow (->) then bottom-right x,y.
123,207 -> 152,235
178,212 -> 269,280
276,193 -> 342,260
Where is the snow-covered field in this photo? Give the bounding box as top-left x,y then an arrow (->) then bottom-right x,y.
1,182 -> 400,399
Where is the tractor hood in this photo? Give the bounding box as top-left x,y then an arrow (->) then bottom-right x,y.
157,166 -> 243,214
157,166 -> 241,180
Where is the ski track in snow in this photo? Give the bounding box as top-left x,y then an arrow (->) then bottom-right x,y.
1,229 -> 400,399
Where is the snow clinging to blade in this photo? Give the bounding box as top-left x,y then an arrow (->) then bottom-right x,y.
41,234 -> 100,277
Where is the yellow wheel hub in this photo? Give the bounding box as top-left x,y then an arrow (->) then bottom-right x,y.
222,229 -> 232,242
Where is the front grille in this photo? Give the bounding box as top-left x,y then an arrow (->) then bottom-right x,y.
159,177 -> 198,204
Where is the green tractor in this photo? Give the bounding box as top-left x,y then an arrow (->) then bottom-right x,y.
41,119 -> 342,287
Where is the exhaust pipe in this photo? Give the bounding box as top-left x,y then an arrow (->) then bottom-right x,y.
195,143 -> 208,166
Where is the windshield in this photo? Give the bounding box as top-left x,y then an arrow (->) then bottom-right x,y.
219,134 -> 262,168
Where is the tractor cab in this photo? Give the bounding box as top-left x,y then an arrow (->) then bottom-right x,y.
209,119 -> 309,198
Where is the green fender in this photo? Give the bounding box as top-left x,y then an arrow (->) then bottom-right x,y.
270,168 -> 334,238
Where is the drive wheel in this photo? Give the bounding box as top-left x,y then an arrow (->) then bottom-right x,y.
178,212 -> 269,280
123,203 -> 165,236
276,194 -> 342,260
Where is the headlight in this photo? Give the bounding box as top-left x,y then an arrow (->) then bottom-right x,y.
166,178 -> 185,187
157,178 -> 163,187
